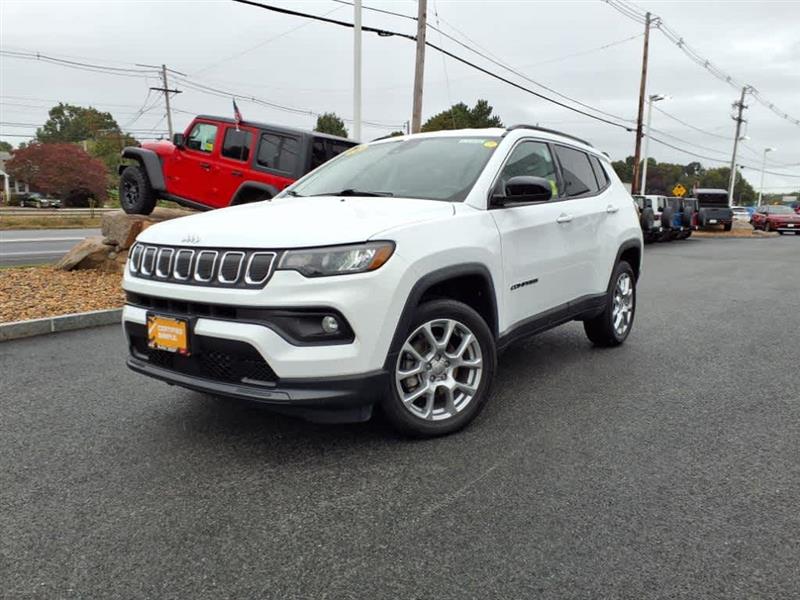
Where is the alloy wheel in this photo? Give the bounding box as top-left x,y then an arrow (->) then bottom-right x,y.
395,318 -> 483,421
123,180 -> 139,208
612,272 -> 634,337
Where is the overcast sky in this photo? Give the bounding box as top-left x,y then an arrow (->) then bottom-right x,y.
1,0 -> 798,192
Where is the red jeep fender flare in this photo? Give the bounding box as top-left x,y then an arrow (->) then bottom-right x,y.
118,147 -> 166,192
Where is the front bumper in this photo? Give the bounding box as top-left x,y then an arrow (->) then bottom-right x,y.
124,318 -> 387,422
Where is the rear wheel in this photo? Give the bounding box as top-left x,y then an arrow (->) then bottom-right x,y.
382,299 -> 496,437
724,222 -> 733,232
120,165 -> 156,215
584,261 -> 636,347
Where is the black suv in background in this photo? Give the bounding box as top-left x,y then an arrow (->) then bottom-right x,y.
694,188 -> 733,231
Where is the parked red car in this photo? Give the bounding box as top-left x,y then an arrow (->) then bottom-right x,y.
118,115 -> 356,214
751,205 -> 800,235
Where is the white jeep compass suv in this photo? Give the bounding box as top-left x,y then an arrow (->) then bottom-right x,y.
123,125 -> 642,437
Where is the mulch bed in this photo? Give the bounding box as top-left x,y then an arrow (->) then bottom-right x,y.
692,222 -> 778,239
0,267 -> 124,323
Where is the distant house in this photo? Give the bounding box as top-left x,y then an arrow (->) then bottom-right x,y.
0,150 -> 31,203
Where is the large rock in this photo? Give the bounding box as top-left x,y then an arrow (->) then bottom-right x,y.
101,207 -> 194,251
54,236 -> 110,271
57,208 -> 195,272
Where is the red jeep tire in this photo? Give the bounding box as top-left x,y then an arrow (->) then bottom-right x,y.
120,165 -> 157,215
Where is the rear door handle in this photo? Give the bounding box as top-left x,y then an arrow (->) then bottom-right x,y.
556,214 -> 573,224
231,170 -> 243,177
200,162 -> 211,171
606,204 -> 619,214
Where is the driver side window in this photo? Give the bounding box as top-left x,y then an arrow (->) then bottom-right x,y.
186,123 -> 218,153
498,141 -> 558,198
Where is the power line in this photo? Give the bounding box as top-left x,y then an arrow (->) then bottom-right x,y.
652,105 -> 732,141
0,49 -> 157,79
603,0 -> 800,127
233,0 -> 635,131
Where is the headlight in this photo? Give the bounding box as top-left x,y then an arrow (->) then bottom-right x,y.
278,241 -> 395,277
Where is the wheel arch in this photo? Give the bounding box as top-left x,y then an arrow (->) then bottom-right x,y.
615,239 -> 642,282
118,147 -> 165,191
383,263 -> 500,370
229,182 -> 279,206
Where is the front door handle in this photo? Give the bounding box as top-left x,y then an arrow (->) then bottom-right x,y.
606,204 -> 619,214
200,162 -> 211,171
556,214 -> 573,224
231,170 -> 243,177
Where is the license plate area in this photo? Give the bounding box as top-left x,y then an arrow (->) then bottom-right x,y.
147,314 -> 190,355
709,219 -> 718,224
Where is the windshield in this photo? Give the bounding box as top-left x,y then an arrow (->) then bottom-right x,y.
285,136 -> 501,202
768,206 -> 794,214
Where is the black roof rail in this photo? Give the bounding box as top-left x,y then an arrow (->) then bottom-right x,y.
505,124 -> 593,147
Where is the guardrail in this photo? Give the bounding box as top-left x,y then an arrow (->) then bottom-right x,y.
0,208 -> 117,217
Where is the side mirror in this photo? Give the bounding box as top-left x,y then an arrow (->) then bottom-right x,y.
172,133 -> 185,148
492,176 -> 552,206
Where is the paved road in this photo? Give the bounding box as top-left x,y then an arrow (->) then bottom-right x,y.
2,238 -> 798,599
0,228 -> 100,267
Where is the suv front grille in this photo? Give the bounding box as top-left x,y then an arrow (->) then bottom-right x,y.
128,244 -> 277,288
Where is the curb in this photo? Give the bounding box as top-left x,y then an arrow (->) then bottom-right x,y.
0,308 -> 123,342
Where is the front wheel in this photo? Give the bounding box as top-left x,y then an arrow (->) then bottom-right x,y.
120,165 -> 157,215
724,222 -> 733,232
382,299 -> 497,437
584,261 -> 636,347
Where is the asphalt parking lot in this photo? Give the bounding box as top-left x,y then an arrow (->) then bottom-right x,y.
2,237 -> 798,599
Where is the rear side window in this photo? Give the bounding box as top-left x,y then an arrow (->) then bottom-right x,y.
186,123 -> 218,153
589,156 -> 609,189
330,140 -> 354,158
311,138 -> 328,169
221,128 -> 252,161
257,133 -> 300,173
554,146 -> 599,197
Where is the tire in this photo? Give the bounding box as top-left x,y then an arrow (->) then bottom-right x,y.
382,299 -> 497,437
583,261 -> 636,347
120,165 -> 157,215
681,209 -> 693,228
724,222 -> 733,232
684,228 -> 692,239
660,206 -> 674,230
778,231 -> 784,235
639,207 -> 655,233
698,212 -> 707,229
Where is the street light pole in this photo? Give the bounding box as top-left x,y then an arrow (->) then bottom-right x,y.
758,147 -> 775,207
353,0 -> 362,141
640,93 -> 666,195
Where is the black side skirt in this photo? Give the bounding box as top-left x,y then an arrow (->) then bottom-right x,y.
497,293 -> 606,351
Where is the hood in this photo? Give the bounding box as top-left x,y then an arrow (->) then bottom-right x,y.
137,196 -> 455,248
140,139 -> 176,156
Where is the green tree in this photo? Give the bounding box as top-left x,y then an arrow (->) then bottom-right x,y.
421,99 -> 503,132
314,112 -> 348,138
36,103 -> 119,143
0,141 -> 12,152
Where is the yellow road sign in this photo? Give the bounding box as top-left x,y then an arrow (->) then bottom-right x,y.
672,183 -> 687,197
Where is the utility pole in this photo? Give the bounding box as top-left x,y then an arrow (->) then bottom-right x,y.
640,93 -> 666,195
353,0 -> 362,141
411,0 -> 427,133
727,86 -> 749,207
758,147 -> 775,206
140,63 -> 184,139
630,11 -> 651,196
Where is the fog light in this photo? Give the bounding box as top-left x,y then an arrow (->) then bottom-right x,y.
321,315 -> 339,334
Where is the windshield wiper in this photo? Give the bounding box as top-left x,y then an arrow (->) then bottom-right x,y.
285,190 -> 304,197
309,189 -> 394,197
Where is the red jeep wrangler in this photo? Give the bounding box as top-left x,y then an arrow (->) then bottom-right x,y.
118,115 -> 356,214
